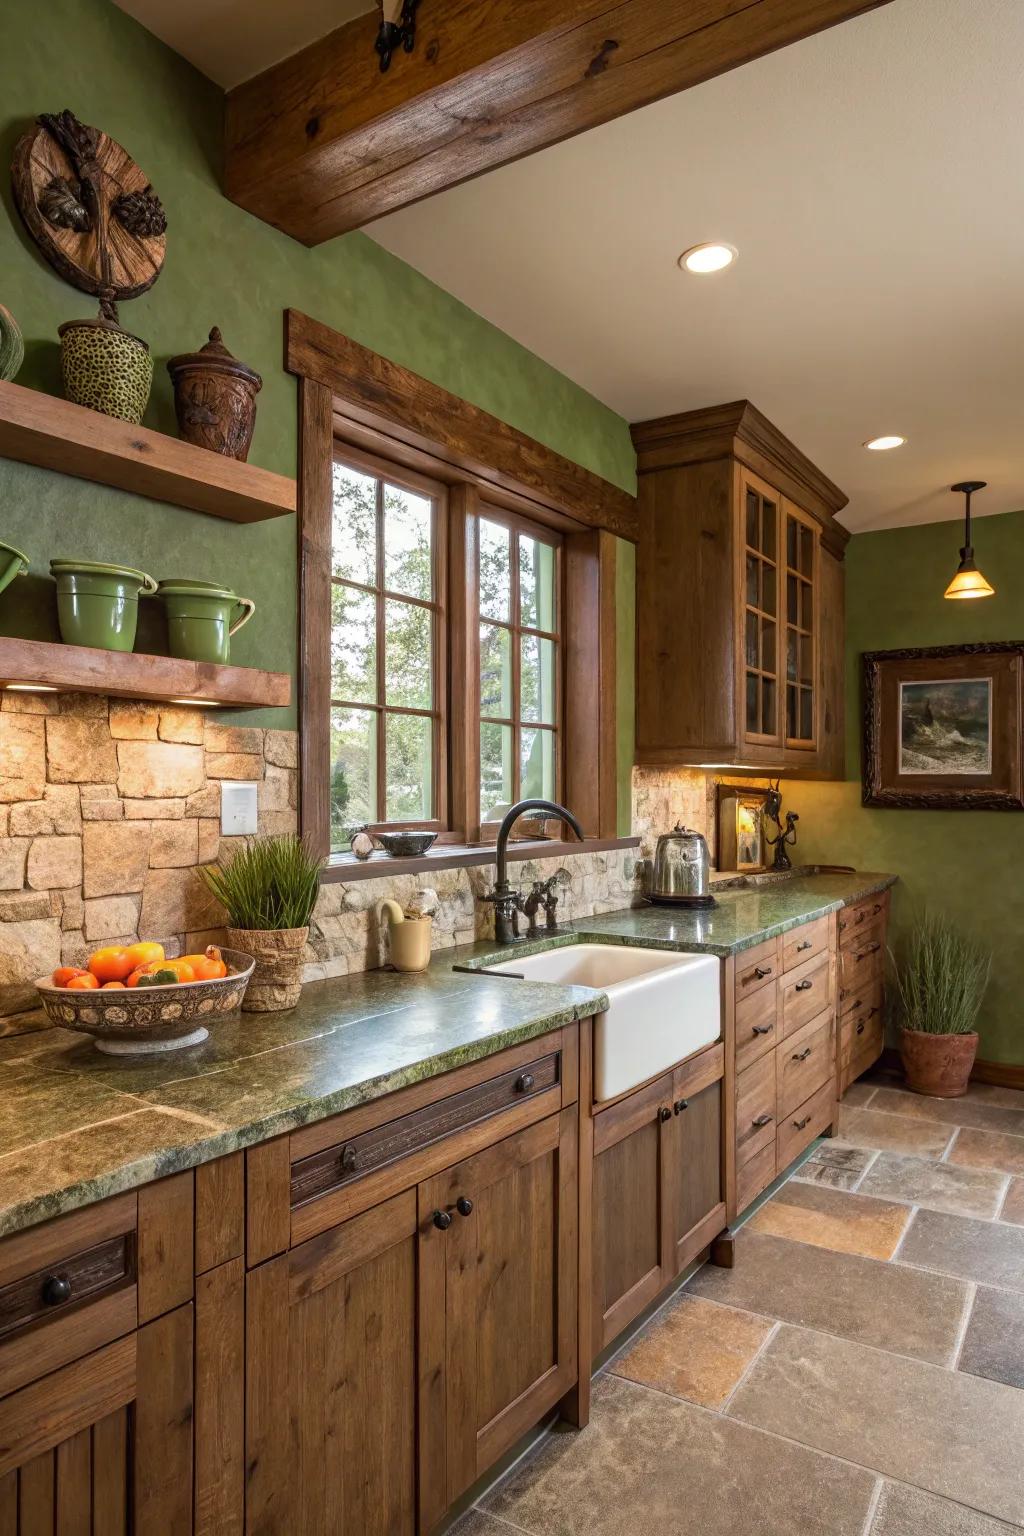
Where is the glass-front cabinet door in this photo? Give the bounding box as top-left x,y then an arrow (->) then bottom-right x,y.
783,501 -> 819,750
740,472 -> 781,746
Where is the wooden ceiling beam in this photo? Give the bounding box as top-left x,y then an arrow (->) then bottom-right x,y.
225,0 -> 892,246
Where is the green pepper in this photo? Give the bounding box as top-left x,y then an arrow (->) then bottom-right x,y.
136,968 -> 179,988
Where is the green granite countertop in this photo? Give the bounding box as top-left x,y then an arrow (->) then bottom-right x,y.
0,869 -> 894,1238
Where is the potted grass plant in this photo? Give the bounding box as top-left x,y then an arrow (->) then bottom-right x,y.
201,835 -> 324,1012
891,913 -> 991,1098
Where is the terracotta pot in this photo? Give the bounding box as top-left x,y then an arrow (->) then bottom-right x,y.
227,925 -> 307,1011
899,1027 -> 978,1098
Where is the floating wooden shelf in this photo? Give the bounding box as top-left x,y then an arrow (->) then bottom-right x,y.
0,380 -> 295,523
0,637 -> 290,709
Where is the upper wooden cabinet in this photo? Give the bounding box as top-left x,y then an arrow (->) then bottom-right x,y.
632,402 -> 848,776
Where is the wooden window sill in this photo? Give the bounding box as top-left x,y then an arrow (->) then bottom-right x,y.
321,835 -> 639,883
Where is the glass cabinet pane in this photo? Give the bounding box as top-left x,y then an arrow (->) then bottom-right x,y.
746,489 -> 758,549
746,673 -> 759,735
784,510 -> 817,745
762,502 -> 776,562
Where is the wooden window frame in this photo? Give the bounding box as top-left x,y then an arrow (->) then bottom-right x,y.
329,443 -> 449,840
292,316 -> 634,876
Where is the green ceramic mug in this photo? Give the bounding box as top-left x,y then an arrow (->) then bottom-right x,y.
0,540 -> 29,597
50,560 -> 157,652
156,580 -> 256,665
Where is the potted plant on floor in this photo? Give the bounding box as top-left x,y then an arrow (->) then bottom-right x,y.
201,835 -> 324,1011
891,913 -> 991,1098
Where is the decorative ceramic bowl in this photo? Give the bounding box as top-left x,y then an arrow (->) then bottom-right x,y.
34,948 -> 255,1054
372,830 -> 438,857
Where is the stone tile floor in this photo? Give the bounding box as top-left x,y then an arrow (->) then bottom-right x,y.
454,1068 -> 1024,1535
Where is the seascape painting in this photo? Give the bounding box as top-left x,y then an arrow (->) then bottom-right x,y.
898,678 -> 992,775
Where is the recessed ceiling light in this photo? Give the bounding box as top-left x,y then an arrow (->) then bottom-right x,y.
864,435 -> 906,451
679,243 -> 737,274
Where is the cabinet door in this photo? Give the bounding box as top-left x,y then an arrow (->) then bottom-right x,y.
591,1073 -> 674,1358
783,501 -> 820,751
667,1059 -> 727,1273
245,1192 -> 418,1536
419,1111 -> 577,1525
738,471 -> 783,747
0,1307 -> 193,1535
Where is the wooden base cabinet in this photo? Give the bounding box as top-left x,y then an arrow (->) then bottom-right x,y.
591,1043 -> 726,1357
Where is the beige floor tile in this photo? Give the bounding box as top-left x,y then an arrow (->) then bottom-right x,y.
451,1515 -> 513,1536
959,1286 -> 1024,1390
871,1087 -> 1024,1137
899,1208 -> 1024,1292
793,1143 -> 876,1190
871,1481 -> 1018,1534
747,1180 -> 910,1259
998,1178 -> 1024,1226
842,1081 -> 878,1107
965,1082 -> 1024,1110
610,1294 -> 773,1408
836,1106 -> 956,1158
948,1127 -> 1024,1177
483,1373 -> 876,1536
687,1229 -> 968,1364
858,1151 -> 1006,1220
727,1325 -> 1024,1524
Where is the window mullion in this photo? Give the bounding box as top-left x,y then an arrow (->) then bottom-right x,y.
510,529 -> 521,803
374,477 -> 386,822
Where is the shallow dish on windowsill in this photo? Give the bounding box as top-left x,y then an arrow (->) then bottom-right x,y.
34,947 -> 255,1054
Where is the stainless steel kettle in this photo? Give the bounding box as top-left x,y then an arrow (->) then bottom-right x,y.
649,824 -> 716,907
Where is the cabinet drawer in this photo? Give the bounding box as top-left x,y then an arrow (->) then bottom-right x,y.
736,1140 -> 776,1214
736,1053 -> 777,1164
838,893 -> 889,948
735,982 -> 779,1074
778,1011 -> 833,1118
0,1235 -> 132,1346
735,937 -> 780,1000
840,1003 -> 884,1072
780,951 -> 832,1038
839,935 -> 884,994
777,1079 -> 835,1171
291,1051 -> 561,1214
781,916 -> 830,973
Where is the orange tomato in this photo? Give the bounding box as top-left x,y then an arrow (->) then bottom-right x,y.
88,946 -> 135,983
180,946 -> 228,981
124,941 -> 164,970
101,981 -> 126,990
128,958 -> 196,985
52,966 -> 87,988
67,973 -> 100,990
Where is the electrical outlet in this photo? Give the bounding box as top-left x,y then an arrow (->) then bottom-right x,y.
221,781 -> 258,836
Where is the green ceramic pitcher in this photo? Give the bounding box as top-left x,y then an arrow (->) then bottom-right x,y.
156,580 -> 256,664
50,560 -> 157,652
0,540 -> 29,597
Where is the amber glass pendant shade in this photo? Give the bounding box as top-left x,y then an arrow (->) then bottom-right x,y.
944,481 -> 994,601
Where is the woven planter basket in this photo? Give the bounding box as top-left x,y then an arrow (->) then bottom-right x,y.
227,925 -> 308,1012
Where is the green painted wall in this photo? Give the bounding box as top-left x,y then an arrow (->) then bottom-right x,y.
791,510 -> 1024,1065
0,0 -> 636,734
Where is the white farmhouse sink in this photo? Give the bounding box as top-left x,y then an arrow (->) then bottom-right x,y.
483,943 -> 721,1101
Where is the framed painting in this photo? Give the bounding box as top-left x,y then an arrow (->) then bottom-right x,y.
863,643 -> 1024,809
716,783 -> 770,871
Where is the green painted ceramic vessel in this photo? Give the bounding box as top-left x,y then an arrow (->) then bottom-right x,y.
156,579 -> 256,664
58,317 -> 153,424
0,540 -> 29,597
51,560 -> 157,652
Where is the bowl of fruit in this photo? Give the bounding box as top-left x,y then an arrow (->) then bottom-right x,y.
36,941 -> 256,1053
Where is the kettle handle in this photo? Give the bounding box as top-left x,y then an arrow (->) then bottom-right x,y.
229,597 -> 256,637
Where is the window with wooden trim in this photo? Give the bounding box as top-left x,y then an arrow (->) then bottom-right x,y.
328,451 -> 447,850
478,510 -> 562,824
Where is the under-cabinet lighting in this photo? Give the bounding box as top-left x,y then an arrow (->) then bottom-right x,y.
3,684 -> 58,692
679,242 -> 737,274
168,697 -> 220,706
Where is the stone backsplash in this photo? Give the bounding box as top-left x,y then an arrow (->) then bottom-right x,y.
632,766 -> 776,867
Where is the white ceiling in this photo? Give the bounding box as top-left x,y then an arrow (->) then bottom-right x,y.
370,0 -> 1024,533
114,0 -> 372,88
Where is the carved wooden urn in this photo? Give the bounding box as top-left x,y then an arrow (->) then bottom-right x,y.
166,327 -> 262,461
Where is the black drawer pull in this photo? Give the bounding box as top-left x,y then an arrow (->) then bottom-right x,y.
752,1113 -> 774,1128
673,1098 -> 689,1115
873,903 -> 883,915
791,1047 -> 812,1062
432,1209 -> 452,1231
868,1006 -> 880,1018
752,1023 -> 774,1036
856,911 -> 866,924
796,940 -> 813,952
340,1143 -> 358,1173
753,965 -> 773,979
793,1115 -> 812,1131
856,1021 -> 865,1035
659,1106 -> 672,1123
456,1196 -> 474,1218
795,979 -> 813,992
42,1274 -> 72,1307
514,1073 -> 536,1094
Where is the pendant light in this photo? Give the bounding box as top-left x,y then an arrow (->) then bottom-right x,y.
944,481 -> 995,600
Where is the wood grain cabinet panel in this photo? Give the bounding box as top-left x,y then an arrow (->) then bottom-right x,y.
780,950 -> 832,1038
734,981 -> 779,1074
735,1054 -> 777,1166
777,1012 -> 833,1118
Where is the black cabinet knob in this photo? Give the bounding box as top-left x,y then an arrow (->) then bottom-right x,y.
514,1073 -> 535,1094
673,1099 -> 689,1115
456,1196 -> 474,1217
42,1274 -> 72,1306
340,1143 -> 359,1173
432,1209 -> 452,1231
796,940 -> 812,952
856,1021 -> 865,1035
658,1106 -> 672,1123
795,979 -> 813,992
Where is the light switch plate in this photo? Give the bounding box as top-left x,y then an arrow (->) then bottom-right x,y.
221,781 -> 258,836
